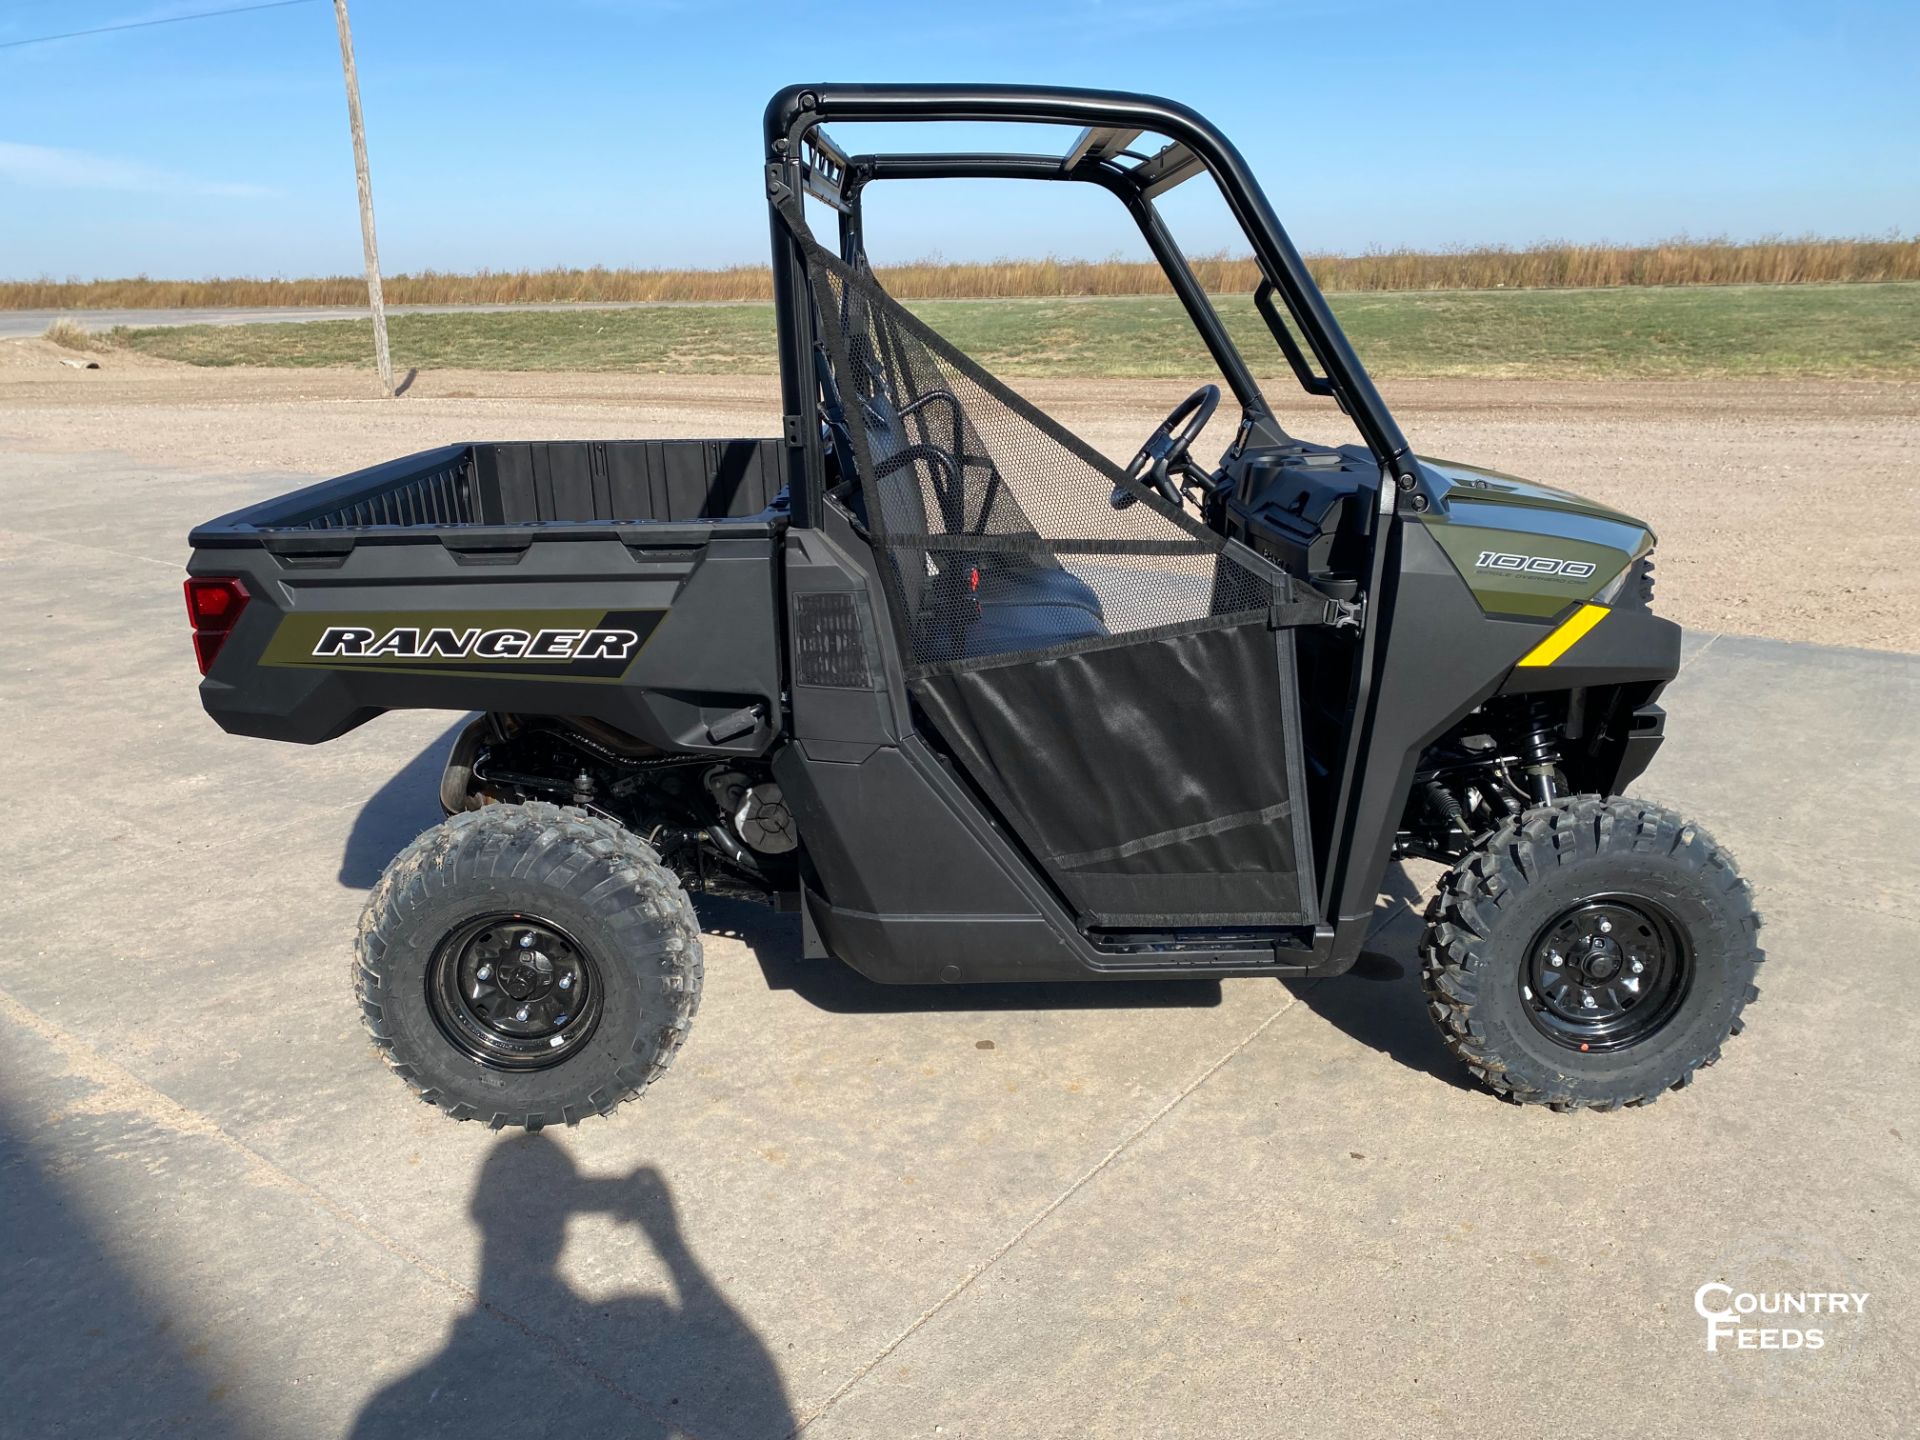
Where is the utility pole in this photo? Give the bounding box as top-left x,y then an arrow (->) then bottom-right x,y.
332,0 -> 393,397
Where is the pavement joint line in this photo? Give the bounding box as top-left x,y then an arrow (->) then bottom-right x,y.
788,988 -> 1305,1437
0,525 -> 181,572
1679,631 -> 1723,672
0,983 -> 707,1440
1260,890 -> 1421,1015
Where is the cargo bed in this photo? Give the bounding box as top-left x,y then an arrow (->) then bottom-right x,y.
192,438 -> 789,541
187,439 -> 790,748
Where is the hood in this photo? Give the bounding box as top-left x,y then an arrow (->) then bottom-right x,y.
1415,457 -> 1656,620
1420,456 -> 1650,530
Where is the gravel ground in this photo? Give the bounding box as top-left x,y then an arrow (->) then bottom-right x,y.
3,341 -> 1915,651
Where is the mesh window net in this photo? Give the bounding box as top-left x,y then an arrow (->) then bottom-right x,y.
803,238 -> 1316,928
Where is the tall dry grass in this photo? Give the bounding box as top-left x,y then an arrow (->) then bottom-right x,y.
5,236 -> 1915,310
42,317 -> 100,351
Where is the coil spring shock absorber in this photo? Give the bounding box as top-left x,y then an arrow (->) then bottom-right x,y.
1519,698 -> 1563,806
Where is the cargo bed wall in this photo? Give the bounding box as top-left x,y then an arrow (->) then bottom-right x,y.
194,439 -> 784,535
474,440 -> 785,526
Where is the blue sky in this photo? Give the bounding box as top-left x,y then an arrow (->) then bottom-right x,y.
0,0 -> 1914,280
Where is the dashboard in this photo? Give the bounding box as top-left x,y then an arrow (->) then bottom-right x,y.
1219,442 -> 1377,590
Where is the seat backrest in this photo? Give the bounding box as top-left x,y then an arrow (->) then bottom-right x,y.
856,384 -> 943,621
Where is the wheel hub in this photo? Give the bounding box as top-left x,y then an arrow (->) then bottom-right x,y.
427,915 -> 603,1070
495,951 -> 552,1002
1579,938 -> 1623,982
1522,897 -> 1690,1052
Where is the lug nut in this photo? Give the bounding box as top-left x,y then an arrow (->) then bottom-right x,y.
558,973 -> 573,990
1630,959 -> 1644,975
515,1006 -> 530,1022
1581,993 -> 1597,1010
1549,954 -> 1563,968
519,934 -> 535,949
1598,919 -> 1613,934
475,964 -> 491,980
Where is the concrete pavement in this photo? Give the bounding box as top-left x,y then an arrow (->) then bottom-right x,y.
1,448 -> 1915,1438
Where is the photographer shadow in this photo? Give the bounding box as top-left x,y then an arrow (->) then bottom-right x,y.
350,1135 -> 792,1440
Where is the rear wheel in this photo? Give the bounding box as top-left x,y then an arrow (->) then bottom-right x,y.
354,802 -> 702,1129
1419,797 -> 1762,1110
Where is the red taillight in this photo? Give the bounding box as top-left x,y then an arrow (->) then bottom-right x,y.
184,576 -> 249,675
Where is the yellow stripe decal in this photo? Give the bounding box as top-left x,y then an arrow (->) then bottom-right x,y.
1516,603 -> 1609,667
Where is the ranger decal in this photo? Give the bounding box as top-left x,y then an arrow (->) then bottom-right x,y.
313,625 -> 642,661
259,607 -> 666,679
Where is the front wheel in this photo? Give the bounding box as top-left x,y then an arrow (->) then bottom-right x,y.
354,802 -> 703,1129
1420,797 -> 1762,1111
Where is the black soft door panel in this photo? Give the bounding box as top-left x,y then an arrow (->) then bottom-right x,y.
914,620 -> 1314,927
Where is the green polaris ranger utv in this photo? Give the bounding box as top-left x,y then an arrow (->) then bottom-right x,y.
184,84 -> 1762,1127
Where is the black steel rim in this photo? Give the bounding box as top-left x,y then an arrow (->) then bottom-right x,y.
426,913 -> 604,1071
1521,894 -> 1691,1052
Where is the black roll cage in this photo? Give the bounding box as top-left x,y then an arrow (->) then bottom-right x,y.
763,82 -> 1416,529
764,85 -> 1425,943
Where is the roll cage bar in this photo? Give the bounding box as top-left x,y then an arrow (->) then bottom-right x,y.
763,83 -> 1416,528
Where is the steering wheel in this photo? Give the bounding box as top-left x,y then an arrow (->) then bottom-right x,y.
1110,384 -> 1220,510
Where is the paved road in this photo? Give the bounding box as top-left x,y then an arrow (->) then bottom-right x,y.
1,447 -> 1915,1437
0,299 -> 765,339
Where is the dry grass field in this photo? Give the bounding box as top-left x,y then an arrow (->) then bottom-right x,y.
6,236 -> 1917,309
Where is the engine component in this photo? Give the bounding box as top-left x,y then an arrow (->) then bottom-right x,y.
705,767 -> 751,814
734,782 -> 796,854
704,767 -> 797,855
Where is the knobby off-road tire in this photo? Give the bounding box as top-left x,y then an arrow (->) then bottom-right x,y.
1420,796 -> 1763,1111
354,802 -> 702,1129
